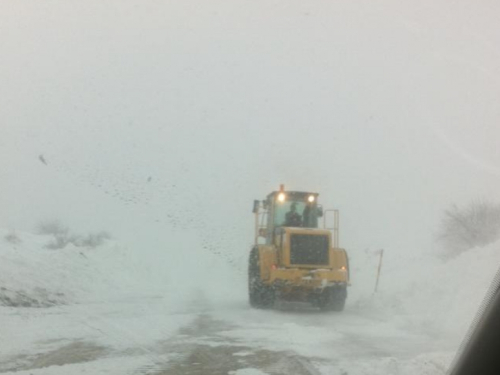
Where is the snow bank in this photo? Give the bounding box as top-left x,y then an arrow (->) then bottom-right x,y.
0,226 -> 246,312
316,351 -> 453,375
350,240 -> 500,346
0,228 -> 159,307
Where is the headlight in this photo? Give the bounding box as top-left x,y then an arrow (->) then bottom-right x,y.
277,192 -> 286,202
308,195 -> 315,203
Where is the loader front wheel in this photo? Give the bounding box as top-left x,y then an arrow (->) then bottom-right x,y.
318,286 -> 347,312
248,247 -> 275,309
330,295 -> 346,312
331,285 -> 347,312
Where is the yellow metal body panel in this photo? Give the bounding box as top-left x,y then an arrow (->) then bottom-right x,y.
332,249 -> 349,280
257,245 -> 277,281
269,268 -> 347,287
257,227 -> 349,291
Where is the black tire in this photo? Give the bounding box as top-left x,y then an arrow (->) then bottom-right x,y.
248,247 -> 275,309
248,247 -> 260,307
317,288 -> 332,311
318,286 -> 347,312
330,296 -> 346,312
258,284 -> 275,309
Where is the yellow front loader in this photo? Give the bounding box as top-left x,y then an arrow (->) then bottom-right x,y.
249,185 -> 349,311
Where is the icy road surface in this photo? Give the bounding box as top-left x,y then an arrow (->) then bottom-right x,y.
3,229 -> 494,375
0,295 -> 454,375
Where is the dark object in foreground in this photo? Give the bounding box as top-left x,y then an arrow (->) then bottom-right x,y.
448,269 -> 500,375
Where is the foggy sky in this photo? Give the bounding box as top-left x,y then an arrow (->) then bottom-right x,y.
1,0 -> 499,269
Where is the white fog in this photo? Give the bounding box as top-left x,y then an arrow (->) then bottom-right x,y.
1,1 -> 500,374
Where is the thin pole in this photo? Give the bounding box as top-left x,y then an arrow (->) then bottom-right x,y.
374,249 -> 384,293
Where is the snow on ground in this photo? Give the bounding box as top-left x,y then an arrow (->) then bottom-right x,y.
0,228 -> 155,306
229,369 -> 268,375
210,239 -> 500,374
349,240 -> 500,345
1,228 -> 500,374
211,300 -> 453,375
0,228 -> 200,372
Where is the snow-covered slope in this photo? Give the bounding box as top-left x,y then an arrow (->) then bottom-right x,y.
350,240 -> 500,347
3,226 -> 499,344
0,228 -> 157,307
0,227 -> 246,312
2,228 -> 500,374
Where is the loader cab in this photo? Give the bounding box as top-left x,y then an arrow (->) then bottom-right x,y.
267,191 -> 321,229
259,190 -> 320,242
252,186 -> 325,246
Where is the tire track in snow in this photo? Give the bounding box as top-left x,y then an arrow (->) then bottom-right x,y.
146,314 -> 322,375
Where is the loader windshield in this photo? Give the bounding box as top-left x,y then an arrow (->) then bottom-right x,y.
274,200 -> 319,228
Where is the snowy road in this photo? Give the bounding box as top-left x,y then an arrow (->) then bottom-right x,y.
0,295 -> 453,375
2,226 -> 491,374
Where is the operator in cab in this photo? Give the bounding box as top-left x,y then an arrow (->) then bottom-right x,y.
285,202 -> 302,227
302,204 -> 313,228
